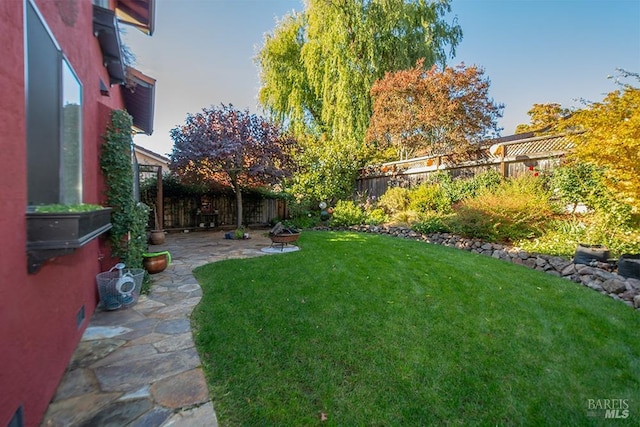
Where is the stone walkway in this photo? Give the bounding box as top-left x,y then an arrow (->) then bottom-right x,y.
42,229 -> 274,426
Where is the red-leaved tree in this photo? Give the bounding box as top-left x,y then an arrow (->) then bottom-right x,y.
366,60 -> 503,161
169,104 -> 296,227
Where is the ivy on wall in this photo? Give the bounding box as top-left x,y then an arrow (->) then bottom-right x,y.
100,110 -> 149,268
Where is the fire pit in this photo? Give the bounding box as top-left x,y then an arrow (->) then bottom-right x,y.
269,222 -> 300,250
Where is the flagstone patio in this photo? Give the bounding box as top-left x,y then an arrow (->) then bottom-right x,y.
42,229 -> 274,426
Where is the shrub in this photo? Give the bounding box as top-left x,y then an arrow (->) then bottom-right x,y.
377,186 -> 411,215
284,199 -> 323,229
289,215 -> 319,229
412,213 -> 451,234
546,162 -> 607,212
389,210 -> 420,226
439,169 -> 503,204
515,217 -> 586,257
330,200 -> 366,226
408,183 -> 451,214
365,208 -> 388,225
581,211 -> 640,256
449,175 -> 554,242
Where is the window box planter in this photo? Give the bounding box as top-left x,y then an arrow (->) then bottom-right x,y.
26,207 -> 112,273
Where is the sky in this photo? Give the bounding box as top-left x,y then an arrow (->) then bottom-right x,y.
123,0 -> 640,158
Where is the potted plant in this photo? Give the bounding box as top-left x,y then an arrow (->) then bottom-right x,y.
235,227 -> 248,240
225,226 -> 249,240
149,205 -> 165,245
142,250 -> 171,274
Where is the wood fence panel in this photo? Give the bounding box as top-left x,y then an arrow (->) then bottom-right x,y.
148,193 -> 283,230
356,134 -> 572,198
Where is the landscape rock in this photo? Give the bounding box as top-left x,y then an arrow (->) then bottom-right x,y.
593,269 -> 618,282
620,289 -> 639,301
584,280 -> 604,292
626,278 -> 640,291
561,264 -> 577,277
576,265 -> 599,275
601,279 -> 627,294
548,256 -> 572,272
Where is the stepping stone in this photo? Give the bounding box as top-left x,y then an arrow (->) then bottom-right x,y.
150,369 -> 210,409
82,326 -> 132,340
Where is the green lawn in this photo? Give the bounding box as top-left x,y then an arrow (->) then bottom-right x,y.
192,231 -> 640,426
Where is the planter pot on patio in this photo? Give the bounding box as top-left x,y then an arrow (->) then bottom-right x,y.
149,230 -> 165,245
142,251 -> 171,274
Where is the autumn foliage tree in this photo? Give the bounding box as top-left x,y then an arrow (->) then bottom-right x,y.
366,61 -> 503,161
169,104 -> 296,227
515,103 -> 572,134
561,74 -> 640,213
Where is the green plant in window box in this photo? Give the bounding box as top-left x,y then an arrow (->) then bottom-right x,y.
31,203 -> 105,213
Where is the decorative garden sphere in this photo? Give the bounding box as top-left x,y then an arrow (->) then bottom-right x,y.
319,201 -> 327,209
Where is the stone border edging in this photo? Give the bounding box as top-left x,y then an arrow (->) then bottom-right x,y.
315,225 -> 640,310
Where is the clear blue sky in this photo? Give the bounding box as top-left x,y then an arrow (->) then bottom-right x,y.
124,0 -> 640,157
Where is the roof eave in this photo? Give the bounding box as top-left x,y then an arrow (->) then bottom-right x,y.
123,67 -> 156,135
93,5 -> 126,85
116,0 -> 155,36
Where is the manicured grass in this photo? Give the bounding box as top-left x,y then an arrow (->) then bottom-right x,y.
192,231 -> 640,426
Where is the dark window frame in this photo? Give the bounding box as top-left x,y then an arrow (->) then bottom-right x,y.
26,0 -> 83,207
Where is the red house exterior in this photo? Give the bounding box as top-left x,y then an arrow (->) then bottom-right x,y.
0,1 -> 155,426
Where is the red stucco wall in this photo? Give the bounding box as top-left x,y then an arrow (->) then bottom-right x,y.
0,1 -> 127,425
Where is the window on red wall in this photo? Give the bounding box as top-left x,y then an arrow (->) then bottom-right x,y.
26,0 -> 83,206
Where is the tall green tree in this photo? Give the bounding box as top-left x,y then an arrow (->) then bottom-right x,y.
258,0 -> 462,201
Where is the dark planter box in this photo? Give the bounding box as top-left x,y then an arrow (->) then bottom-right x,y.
26,208 -> 112,273
618,254 -> 640,280
27,208 -> 112,248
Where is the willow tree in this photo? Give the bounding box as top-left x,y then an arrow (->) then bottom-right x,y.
258,0 -> 462,201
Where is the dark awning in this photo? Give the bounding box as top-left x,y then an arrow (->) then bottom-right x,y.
123,67 -> 156,135
93,5 -> 126,85
116,0 -> 155,36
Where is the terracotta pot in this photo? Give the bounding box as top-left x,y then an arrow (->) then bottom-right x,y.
149,230 -> 165,245
143,253 -> 168,274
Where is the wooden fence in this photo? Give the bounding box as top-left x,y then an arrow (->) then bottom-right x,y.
144,192 -> 287,230
356,134 -> 574,198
